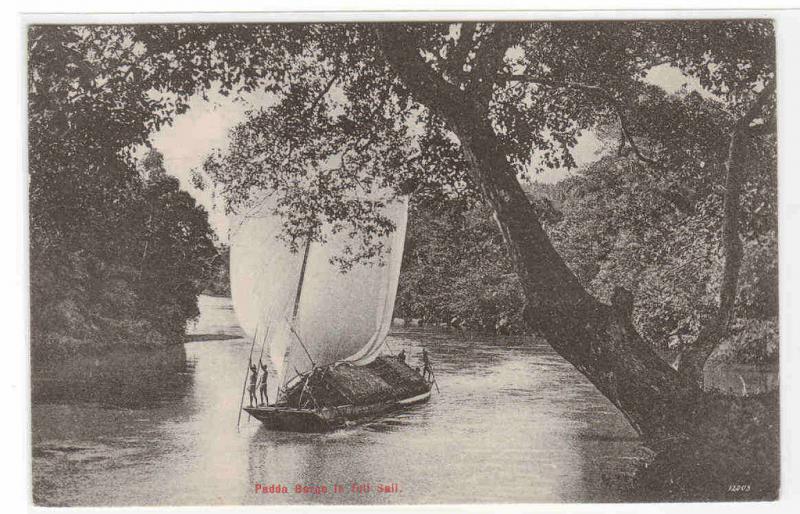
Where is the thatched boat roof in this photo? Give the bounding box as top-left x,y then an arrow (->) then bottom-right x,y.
285,355 -> 429,408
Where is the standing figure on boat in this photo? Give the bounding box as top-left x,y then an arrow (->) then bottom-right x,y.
421,348 -> 431,381
398,349 -> 406,362
258,362 -> 269,405
248,363 -> 258,407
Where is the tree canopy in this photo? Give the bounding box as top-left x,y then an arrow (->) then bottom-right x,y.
30,21 -> 774,261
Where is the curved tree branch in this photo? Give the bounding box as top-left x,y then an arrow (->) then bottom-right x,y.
442,22 -> 477,84
374,25 -> 469,124
677,81 -> 776,386
466,25 -> 515,114
497,73 -> 661,168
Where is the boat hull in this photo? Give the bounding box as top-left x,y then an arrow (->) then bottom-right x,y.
243,389 -> 431,432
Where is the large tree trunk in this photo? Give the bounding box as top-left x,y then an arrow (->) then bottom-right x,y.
377,25 -> 704,445
452,117 -> 702,444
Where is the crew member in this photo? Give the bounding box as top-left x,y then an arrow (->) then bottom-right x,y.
258,361 -> 269,405
398,349 -> 406,362
248,363 -> 258,407
421,348 -> 431,381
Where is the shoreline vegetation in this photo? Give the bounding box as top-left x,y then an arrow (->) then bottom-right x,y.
197,176 -> 777,370
30,149 -> 218,369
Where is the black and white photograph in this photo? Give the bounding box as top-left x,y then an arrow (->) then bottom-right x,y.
20,8 -> 790,509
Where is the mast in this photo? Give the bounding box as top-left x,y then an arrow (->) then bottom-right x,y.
287,238 -> 316,369
292,238 -> 312,321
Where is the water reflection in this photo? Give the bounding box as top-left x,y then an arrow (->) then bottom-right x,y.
32,344 -> 193,408
32,295 -> 643,506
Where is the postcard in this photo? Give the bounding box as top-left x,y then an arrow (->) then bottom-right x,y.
27,13 -> 781,507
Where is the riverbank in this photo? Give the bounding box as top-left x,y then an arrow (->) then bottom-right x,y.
31,295 -> 244,405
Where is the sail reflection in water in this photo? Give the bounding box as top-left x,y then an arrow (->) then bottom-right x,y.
230,195 -> 409,397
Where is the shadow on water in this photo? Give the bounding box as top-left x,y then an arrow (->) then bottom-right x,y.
31,344 -> 194,409
31,343 -> 204,506
359,402 -> 433,433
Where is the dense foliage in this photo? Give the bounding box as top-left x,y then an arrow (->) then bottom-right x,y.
395,192 -> 561,333
29,21 -> 776,363
548,149 -> 777,360
30,146 -> 216,357
197,21 -> 772,256
28,25 -> 235,357
395,198 -> 522,330
396,123 -> 777,362
29,21 -> 777,360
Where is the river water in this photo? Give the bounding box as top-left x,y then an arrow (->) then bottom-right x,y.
32,295 -> 644,506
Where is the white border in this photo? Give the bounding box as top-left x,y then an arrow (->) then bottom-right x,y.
4,3 -> 800,514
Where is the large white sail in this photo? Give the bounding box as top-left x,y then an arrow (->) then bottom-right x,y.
229,202 -> 303,400
229,203 -> 303,339
230,196 -> 408,393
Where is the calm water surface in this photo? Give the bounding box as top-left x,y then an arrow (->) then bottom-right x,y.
32,295 -> 643,506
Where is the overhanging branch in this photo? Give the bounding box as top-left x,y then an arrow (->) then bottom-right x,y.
497,73 -> 661,168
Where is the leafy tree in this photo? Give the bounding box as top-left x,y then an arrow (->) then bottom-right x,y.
197,21 -> 775,444
546,130 -> 776,357
28,22 -> 218,356
397,191 -> 564,333
135,150 -> 218,339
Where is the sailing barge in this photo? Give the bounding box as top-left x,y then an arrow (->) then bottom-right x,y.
244,355 -> 432,432
231,195 -> 434,432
